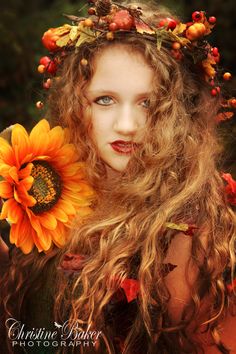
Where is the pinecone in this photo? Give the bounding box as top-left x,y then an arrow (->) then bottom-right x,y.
95,0 -> 112,17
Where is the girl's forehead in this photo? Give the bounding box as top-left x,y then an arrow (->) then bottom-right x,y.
87,46 -> 154,94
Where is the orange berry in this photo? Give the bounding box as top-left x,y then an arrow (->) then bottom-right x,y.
229,98 -> 236,108
106,32 -> 114,41
172,42 -> 181,50
84,19 -> 93,27
36,101 -> 44,109
80,58 -> 88,66
223,72 -> 232,81
38,64 -> 46,74
186,23 -> 206,41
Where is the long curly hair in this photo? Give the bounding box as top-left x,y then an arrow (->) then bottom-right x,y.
1,2 -> 235,354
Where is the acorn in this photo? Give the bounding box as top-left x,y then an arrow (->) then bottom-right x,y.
95,0 -> 112,17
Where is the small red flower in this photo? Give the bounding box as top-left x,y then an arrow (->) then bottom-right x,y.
222,173 -> 236,205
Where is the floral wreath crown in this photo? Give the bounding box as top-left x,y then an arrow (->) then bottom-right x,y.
36,0 -> 236,121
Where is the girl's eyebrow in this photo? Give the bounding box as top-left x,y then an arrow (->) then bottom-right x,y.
86,89 -> 152,98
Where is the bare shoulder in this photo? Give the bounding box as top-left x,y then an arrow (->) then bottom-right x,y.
196,310 -> 236,353
163,231 -> 207,322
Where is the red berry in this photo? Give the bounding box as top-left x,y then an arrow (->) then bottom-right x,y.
39,56 -> 57,75
159,17 -> 177,30
112,10 -> 134,30
192,11 -> 203,22
109,22 -> 118,31
39,56 -> 51,67
211,89 -> 217,96
88,7 -> 96,15
210,79 -> 215,87
211,87 -> 221,96
43,78 -> 52,89
208,16 -> 216,24
212,47 -> 219,57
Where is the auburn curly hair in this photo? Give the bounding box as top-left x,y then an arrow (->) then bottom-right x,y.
1,2 -> 235,354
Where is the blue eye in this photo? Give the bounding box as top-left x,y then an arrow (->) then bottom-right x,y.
141,99 -> 150,108
95,96 -> 113,106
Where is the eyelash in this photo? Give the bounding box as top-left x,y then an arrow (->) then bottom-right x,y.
94,96 -> 150,108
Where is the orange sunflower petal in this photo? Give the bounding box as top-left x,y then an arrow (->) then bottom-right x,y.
37,212 -> 58,230
16,184 -> 36,207
55,199 -> 76,215
32,232 -> 44,253
8,199 -> 24,223
48,126 -> 65,151
59,162 -> 85,178
61,189 -> 93,206
29,214 -> 52,251
18,163 -> 33,179
0,137 -> 15,166
52,144 -> 78,166
49,221 -> 67,248
14,187 -> 22,203
20,236 -> 35,254
0,181 -> 13,199
0,198 -> 11,220
29,119 -> 50,140
0,161 -> 11,178
29,120 -> 50,156
20,153 -> 34,167
50,205 -> 69,223
10,215 -> 35,254
9,166 -> 19,183
19,176 -> 34,191
11,124 -> 30,166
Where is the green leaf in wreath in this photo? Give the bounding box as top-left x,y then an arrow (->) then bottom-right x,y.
56,34 -> 71,48
69,26 -> 79,41
75,25 -> 96,47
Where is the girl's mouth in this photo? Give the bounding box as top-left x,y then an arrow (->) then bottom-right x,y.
110,140 -> 137,154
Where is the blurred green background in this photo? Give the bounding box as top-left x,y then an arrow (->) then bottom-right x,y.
0,0 -> 235,173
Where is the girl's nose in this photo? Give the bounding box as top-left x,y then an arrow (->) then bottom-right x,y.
113,105 -> 139,136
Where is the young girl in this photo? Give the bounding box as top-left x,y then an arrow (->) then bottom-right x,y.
0,1 -> 236,353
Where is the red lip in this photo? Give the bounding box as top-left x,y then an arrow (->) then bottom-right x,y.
110,140 -> 137,154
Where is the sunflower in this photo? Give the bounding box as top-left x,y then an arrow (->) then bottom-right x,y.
0,119 -> 94,254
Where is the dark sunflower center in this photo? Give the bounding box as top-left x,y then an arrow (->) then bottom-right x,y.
28,160 -> 62,214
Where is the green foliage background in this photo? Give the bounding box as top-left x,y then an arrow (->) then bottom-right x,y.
0,0 -> 235,173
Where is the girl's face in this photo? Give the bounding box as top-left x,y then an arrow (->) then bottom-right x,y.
84,45 -> 154,172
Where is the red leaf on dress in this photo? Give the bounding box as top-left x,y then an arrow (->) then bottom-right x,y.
222,173 -> 236,205
120,278 -> 140,303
